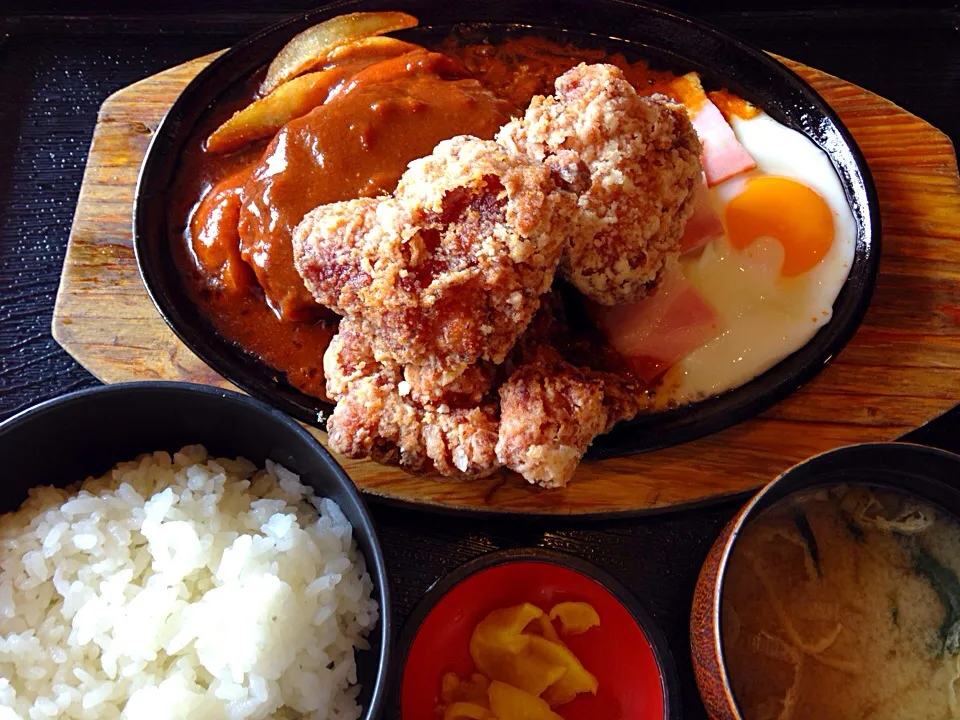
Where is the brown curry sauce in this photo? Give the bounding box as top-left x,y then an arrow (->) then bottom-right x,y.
169,36 -> 697,401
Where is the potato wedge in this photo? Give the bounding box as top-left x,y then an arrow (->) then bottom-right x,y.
206,66 -> 350,154
324,35 -> 420,65
208,35 -> 421,154
261,11 -> 418,95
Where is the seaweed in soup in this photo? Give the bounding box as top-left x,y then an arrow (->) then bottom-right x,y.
913,545 -> 960,656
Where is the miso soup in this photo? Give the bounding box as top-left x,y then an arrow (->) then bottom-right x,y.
722,484 -> 960,720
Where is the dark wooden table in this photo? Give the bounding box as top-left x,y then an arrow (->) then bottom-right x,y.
1,2 -> 958,717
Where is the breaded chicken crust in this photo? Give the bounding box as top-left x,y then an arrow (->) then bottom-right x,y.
294,64 -> 700,486
496,348 -> 607,488
496,352 -> 644,487
291,196 -> 382,314
295,136 -> 574,398
495,302 -> 644,488
326,310 -> 641,486
323,318 -> 500,478
497,63 -> 702,305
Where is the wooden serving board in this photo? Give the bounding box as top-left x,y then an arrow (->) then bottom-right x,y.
52,51 -> 960,515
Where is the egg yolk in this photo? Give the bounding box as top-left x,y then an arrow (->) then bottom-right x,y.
724,176 -> 834,277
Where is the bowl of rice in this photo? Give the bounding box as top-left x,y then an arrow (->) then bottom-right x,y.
0,381 -> 390,720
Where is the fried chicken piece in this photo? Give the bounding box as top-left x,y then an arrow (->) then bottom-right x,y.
323,318 -> 500,478
497,347 -> 644,488
497,348 -> 606,488
299,65 -> 702,485
496,300 -> 645,488
295,136 -> 574,398
497,63 -> 702,306
291,196 -> 382,313
596,371 -> 644,434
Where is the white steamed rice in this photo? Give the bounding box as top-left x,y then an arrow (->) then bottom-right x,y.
0,445 -> 378,720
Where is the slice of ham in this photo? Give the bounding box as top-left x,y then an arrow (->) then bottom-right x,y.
680,176 -> 725,255
669,72 -> 755,187
592,268 -> 723,384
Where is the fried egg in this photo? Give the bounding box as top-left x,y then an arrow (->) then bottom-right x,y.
661,111 -> 857,404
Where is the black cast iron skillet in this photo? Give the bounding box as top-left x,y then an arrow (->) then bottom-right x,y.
134,0 -> 880,459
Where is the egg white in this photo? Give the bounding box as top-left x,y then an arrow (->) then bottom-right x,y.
661,112 -> 857,405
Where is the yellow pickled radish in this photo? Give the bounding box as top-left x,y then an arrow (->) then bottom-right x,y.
548,602 -> 601,635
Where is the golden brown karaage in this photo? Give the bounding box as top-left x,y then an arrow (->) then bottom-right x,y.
495,298 -> 644,487
497,63 -> 702,305
323,317 -> 501,477
293,63 -> 697,486
295,136 -> 573,400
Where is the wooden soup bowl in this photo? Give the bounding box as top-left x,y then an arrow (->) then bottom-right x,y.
690,441 -> 960,719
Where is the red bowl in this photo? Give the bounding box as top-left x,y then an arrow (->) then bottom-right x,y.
397,548 -> 678,719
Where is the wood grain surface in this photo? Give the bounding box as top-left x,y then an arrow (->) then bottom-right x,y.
52,51 -> 960,515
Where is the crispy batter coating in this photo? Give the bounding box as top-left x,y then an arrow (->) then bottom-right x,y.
294,64 -> 703,486
497,63 -> 702,305
497,329 -> 643,488
295,136 -> 573,397
325,301 -> 641,485
323,318 -> 500,478
496,348 -> 607,488
290,196 -> 383,314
